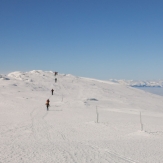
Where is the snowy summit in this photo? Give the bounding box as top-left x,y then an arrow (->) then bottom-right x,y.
0,70 -> 163,163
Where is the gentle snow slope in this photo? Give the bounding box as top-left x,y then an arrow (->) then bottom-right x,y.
0,70 -> 163,163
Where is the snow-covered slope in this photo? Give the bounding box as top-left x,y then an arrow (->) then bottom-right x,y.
1,70 -> 163,163
109,79 -> 163,87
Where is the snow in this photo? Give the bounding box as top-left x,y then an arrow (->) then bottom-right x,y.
109,79 -> 163,87
0,70 -> 163,163
0,74 -> 10,81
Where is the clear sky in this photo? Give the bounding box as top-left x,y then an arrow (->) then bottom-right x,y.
0,0 -> 163,80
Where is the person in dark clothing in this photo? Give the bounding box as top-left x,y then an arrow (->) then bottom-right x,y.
51,89 -> 54,95
54,72 -> 58,76
46,99 -> 50,111
55,78 -> 57,83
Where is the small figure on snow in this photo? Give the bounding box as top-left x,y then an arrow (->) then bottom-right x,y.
55,78 -> 57,83
46,99 -> 50,111
54,72 -> 58,76
51,89 -> 54,95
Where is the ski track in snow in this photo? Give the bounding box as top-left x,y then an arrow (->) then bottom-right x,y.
1,102 -> 137,163
1,71 -> 163,162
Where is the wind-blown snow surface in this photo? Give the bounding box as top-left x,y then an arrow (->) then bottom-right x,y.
1,70 -> 163,163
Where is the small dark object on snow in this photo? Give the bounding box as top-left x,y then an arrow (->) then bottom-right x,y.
55,78 -> 57,83
51,89 -> 54,95
46,99 -> 50,111
54,72 -> 58,76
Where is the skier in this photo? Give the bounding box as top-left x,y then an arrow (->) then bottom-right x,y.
45,99 -> 50,111
51,89 -> 54,95
55,78 -> 57,83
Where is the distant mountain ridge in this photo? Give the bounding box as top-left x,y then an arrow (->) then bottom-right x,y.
109,79 -> 163,87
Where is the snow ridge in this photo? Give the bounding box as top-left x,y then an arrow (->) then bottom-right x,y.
109,79 -> 163,87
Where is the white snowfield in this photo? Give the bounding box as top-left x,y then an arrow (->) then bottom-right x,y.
0,70 -> 163,163
109,79 -> 163,87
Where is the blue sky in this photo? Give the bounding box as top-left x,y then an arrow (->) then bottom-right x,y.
0,0 -> 163,80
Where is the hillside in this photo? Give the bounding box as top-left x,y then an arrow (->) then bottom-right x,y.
0,70 -> 163,163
